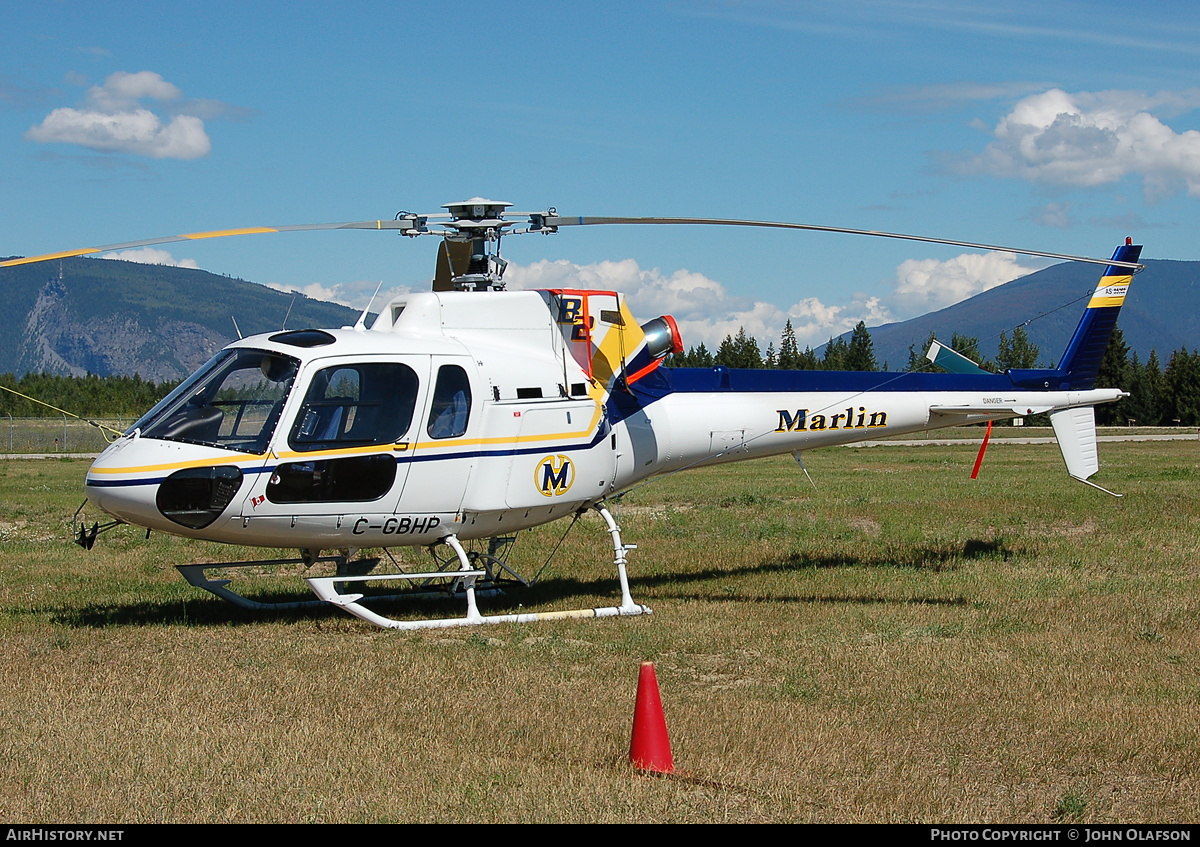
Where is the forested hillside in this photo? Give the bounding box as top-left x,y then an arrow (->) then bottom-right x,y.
0,256 -> 359,380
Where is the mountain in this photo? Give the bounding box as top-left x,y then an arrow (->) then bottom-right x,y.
854,258 -> 1200,370
0,257 -> 360,381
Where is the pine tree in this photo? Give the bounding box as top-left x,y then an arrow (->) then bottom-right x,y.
1094,327 -> 1130,425
906,331 -> 938,372
1125,353 -> 1156,426
715,334 -> 737,368
950,332 -> 990,370
1143,350 -> 1167,426
822,336 -> 848,370
797,346 -> 820,370
732,327 -> 763,369
1165,347 -> 1200,426
777,320 -> 801,370
996,326 -> 1041,371
845,321 -> 877,371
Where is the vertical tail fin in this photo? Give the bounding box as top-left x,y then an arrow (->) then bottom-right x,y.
1051,405 -> 1122,496
1055,240 -> 1142,389
1050,406 -> 1099,480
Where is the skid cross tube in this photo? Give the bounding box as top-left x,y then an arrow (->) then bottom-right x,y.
304,506 -> 651,630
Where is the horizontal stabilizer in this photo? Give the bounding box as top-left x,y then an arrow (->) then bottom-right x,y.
1050,406 -> 1099,480
930,404 -> 1052,417
926,339 -> 990,375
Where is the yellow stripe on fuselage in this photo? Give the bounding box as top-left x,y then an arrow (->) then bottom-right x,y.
271,403 -> 604,461
1087,274 -> 1132,309
87,456 -> 265,477
88,403 -> 605,477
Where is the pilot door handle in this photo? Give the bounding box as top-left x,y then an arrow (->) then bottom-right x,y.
393,441 -> 411,452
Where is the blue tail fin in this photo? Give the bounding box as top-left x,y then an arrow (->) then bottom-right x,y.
1008,241 -> 1142,390
1055,241 -> 1142,389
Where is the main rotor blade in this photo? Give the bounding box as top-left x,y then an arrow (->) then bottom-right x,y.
0,220 -> 414,268
540,215 -> 1144,270
2,209 -> 1145,272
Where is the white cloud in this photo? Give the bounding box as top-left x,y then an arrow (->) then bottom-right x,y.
506,258 -> 739,321
886,251 -> 1038,317
1030,201 -> 1073,228
25,71 -> 213,160
783,294 -> 892,345
505,258 -> 890,351
859,81 -> 1054,113
27,108 -> 210,159
86,70 -> 181,110
99,247 -> 199,268
957,88 -> 1200,199
265,280 -> 412,313
91,249 -> 1033,349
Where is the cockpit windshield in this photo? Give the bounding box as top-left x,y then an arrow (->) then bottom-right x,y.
133,349 -> 298,454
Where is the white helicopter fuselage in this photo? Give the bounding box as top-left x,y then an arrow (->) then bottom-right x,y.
83,284 -> 1123,552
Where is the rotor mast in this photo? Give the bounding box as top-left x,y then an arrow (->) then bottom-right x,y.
439,198 -> 514,291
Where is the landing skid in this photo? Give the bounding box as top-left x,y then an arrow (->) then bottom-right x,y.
306,504 -> 651,630
177,551 -> 503,613
178,553 -> 370,612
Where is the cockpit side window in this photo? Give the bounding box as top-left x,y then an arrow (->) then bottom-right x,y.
427,364 -> 472,439
289,362 -> 418,452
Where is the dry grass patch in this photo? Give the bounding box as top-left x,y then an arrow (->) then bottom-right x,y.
1,444 -> 1199,821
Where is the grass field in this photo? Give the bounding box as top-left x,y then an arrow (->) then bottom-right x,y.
0,439 -> 1197,823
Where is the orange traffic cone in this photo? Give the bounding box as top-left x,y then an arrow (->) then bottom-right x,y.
629,661 -> 674,774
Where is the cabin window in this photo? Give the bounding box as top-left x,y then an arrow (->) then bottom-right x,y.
137,349 -> 298,454
427,364 -> 472,439
266,455 -> 397,503
289,362 -> 418,451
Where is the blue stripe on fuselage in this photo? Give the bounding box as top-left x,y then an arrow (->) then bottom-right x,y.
661,366 -> 1017,394
603,365 -> 1035,425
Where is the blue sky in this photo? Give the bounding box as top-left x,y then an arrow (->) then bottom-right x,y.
4,1 -> 1200,354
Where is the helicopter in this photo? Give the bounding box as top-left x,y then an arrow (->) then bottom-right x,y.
1,198 -> 1144,630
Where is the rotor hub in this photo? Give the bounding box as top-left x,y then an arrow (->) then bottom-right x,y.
443,197 -> 512,222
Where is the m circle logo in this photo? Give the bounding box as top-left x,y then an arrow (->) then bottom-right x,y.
535,454 -> 575,497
